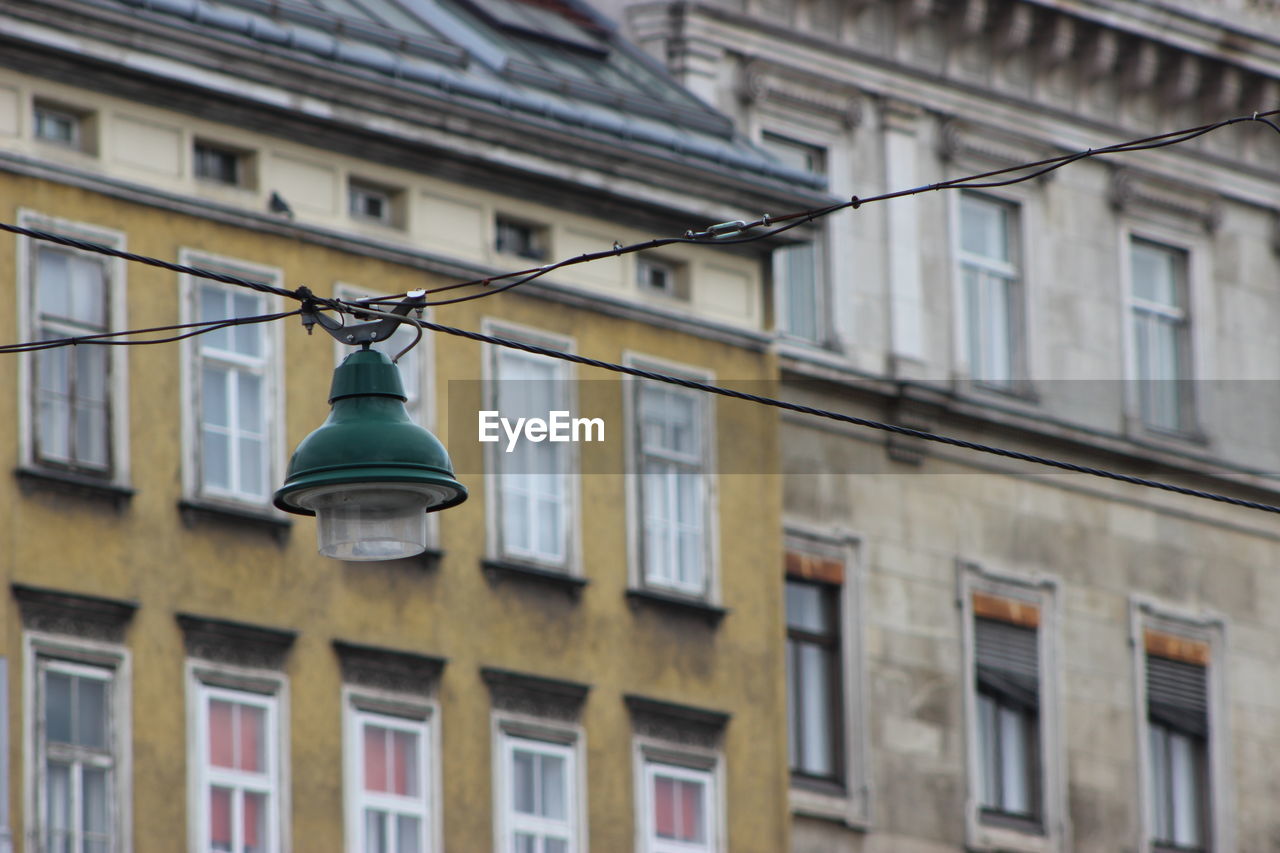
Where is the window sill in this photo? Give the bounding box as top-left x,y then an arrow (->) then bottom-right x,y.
625,588 -> 727,625
15,466 -> 134,509
789,779 -> 867,830
482,559 -> 587,598
178,499 -> 291,544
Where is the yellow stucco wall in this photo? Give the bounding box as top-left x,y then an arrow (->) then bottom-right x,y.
0,171 -> 788,851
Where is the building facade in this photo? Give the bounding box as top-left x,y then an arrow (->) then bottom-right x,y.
0,0 -> 828,851
609,0 -> 1280,851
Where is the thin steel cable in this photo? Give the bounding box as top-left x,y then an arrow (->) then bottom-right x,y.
0,310 -> 302,353
413,318 -> 1280,517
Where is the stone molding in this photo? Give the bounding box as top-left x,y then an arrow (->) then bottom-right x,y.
624,694 -> 730,750
1110,166 -> 1223,231
176,612 -> 297,670
938,117 -> 1058,172
333,640 -> 446,695
480,667 -> 590,723
739,58 -> 865,128
13,582 -> 138,644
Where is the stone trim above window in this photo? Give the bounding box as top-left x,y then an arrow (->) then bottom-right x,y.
12,583 -> 137,643
624,694 -> 729,752
176,612 -> 297,671
480,667 -> 590,723
333,640 -> 445,697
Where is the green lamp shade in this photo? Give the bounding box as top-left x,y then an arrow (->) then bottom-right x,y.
274,349 -> 467,561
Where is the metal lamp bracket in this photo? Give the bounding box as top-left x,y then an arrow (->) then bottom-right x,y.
298,288 -> 427,348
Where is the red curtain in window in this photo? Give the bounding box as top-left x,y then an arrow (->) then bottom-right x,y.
243,792 -> 262,849
392,730 -> 414,796
365,725 -> 388,792
653,776 -> 676,838
210,701 -> 234,768
678,780 -> 702,842
240,705 -> 263,773
210,787 -> 232,846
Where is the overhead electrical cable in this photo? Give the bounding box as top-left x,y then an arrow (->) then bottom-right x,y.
409,318 -> 1280,517
0,310 -> 303,353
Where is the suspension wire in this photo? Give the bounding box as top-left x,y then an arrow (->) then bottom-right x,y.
413,318 -> 1280,516
0,310 -> 303,353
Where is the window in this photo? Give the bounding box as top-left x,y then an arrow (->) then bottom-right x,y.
499,735 -> 576,853
961,568 -> 1066,852
33,102 -> 83,149
1144,632 -> 1210,853
18,213 -> 126,484
351,711 -> 430,853
183,256 -> 282,508
959,193 -> 1022,388
17,586 -> 136,853
760,133 -> 826,176
773,242 -> 822,342
785,580 -> 842,786
495,217 -> 547,261
974,616 -> 1040,825
28,245 -> 113,473
489,339 -> 573,569
641,762 -> 715,853
632,375 -> 712,597
349,181 -> 399,226
195,141 -> 248,186
636,257 -> 686,299
196,685 -> 279,853
1129,239 -> 1191,432
36,659 -> 117,853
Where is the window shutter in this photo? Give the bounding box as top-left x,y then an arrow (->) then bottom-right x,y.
975,617 -> 1039,709
1147,655 -> 1208,737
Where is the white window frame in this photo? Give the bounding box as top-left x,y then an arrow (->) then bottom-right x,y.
179,250 -> 285,511
784,527 -> 868,828
186,663 -> 288,853
343,688 -> 438,853
951,191 -> 1029,393
633,742 -> 724,853
22,632 -> 132,853
1121,230 -> 1204,437
623,353 -> 718,601
1130,598 -> 1232,853
491,717 -> 586,853
15,209 -> 130,484
958,561 -> 1065,853
481,320 -> 580,574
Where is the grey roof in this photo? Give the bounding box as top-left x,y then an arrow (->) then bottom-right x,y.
91,0 -> 828,192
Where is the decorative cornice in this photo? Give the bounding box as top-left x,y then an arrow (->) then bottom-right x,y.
333,640 -> 446,695
13,583 -> 138,642
176,612 -> 297,670
740,58 -> 865,129
1110,166 -> 1223,231
481,667 -> 590,722
938,117 -> 1057,173
624,693 -> 730,750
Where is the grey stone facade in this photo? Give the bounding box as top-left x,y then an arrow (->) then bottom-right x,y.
610,1 -> 1280,850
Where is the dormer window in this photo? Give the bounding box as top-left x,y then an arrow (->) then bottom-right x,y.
495,216 -> 548,261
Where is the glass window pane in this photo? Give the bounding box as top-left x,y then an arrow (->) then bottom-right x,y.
233,293 -> 264,356
199,285 -> 230,351
798,644 -> 832,776
998,705 -> 1031,814
202,366 -> 230,428
392,729 -> 419,797
202,430 -> 230,491
244,790 -> 266,853
210,786 -> 233,852
396,815 -> 422,853
1132,242 -> 1180,307
83,766 -> 109,834
1149,724 -> 1170,839
785,583 -> 826,633
678,778 -> 705,843
209,700 -> 235,768
364,809 -> 389,853
544,839 -> 568,853
76,675 -> 108,748
37,248 -> 71,315
238,436 -> 266,499
45,671 -> 73,743
540,753 -> 566,820
68,254 -> 106,327
653,774 -> 676,839
365,725 -> 389,792
239,703 -> 265,773
237,373 -> 263,433
977,693 -> 999,808
512,749 -> 536,815
47,761 -> 72,833
513,833 -> 537,853
1170,732 -> 1202,846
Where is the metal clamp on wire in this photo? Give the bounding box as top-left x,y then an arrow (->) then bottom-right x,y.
299,288 -> 428,349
